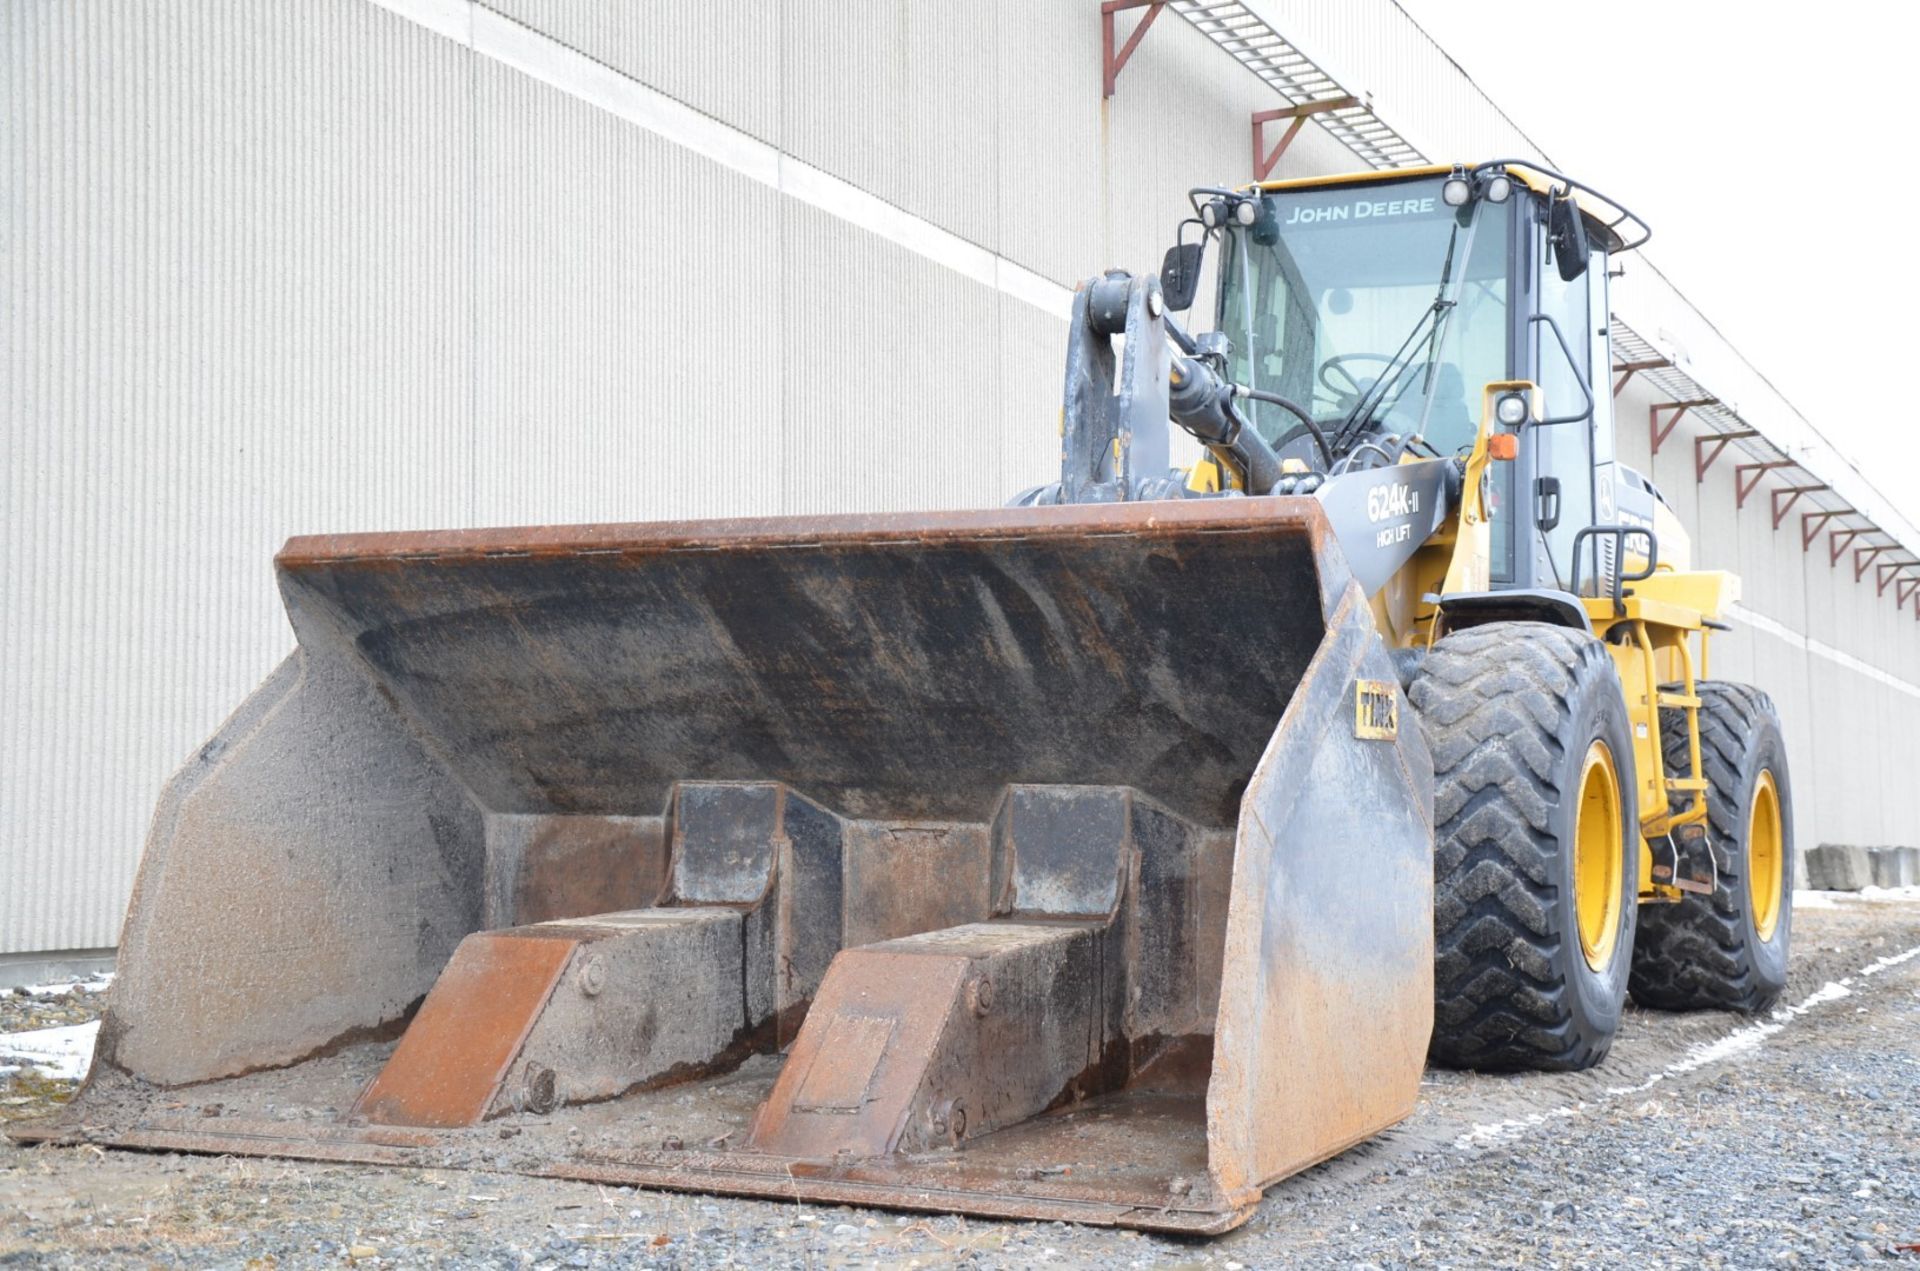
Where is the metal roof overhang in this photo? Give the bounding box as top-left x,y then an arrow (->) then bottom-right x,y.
1610,321 -> 1918,588
1101,1 -> 1424,176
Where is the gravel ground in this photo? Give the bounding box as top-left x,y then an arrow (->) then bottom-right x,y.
0,980 -> 111,1035
3,896 -> 1918,1268
0,978 -> 111,1132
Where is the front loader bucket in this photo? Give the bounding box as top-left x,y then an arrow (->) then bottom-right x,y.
23,498 -> 1432,1234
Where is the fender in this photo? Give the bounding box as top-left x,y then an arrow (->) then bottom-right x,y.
1436,588 -> 1594,635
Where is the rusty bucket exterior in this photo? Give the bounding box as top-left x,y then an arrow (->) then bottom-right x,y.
20,497 -> 1432,1234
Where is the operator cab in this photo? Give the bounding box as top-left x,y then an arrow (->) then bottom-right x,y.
1168,161 -> 1650,596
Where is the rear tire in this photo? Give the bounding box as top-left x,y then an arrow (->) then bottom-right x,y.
1408,622 -> 1639,1071
1629,682 -> 1793,1012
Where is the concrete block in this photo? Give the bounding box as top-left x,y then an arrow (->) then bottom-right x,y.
1804,843 -> 1872,892
1868,846 -> 1920,889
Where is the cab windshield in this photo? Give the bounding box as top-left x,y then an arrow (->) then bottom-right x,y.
1219,177 -> 1511,456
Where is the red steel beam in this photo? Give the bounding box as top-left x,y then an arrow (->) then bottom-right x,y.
1733,461 -> 1795,510
1876,560 -> 1916,598
1829,527 -> 1866,568
1613,359 -> 1672,398
1770,485 -> 1827,531
1649,400 -> 1713,457
1252,96 -> 1361,180
1853,543 -> 1890,583
1101,1 -> 1164,98
1696,430 -> 1758,482
1898,576 -> 1920,608
1801,508 -> 1852,552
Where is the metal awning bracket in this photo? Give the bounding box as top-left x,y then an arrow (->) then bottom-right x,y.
1101,1 -> 1165,98
1802,508 -> 1852,553
1830,527 -> 1867,568
1252,96 -> 1360,180
1854,543 -> 1892,583
1695,430 -> 1758,482
1770,485 -> 1827,531
1648,398 -> 1714,456
1614,358 -> 1672,397
1734,460 -> 1796,510
1098,1 -> 1423,171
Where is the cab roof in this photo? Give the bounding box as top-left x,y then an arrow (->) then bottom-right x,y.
1248,161 -> 1650,254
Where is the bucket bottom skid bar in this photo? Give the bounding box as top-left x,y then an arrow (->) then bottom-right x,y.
19,500 -> 1434,1234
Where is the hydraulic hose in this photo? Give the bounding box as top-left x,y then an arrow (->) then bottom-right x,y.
1167,357 -> 1286,495
1233,386 -> 1332,470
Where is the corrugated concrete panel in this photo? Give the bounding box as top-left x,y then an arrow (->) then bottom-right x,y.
478,0 -> 782,145
782,0 -> 999,250
901,1 -> 1001,251
993,0 -> 1104,287
1732,493 -> 1802,624
470,62 -> 783,526
779,200 -> 1003,515
3,0 -> 471,954
998,296 -> 1071,500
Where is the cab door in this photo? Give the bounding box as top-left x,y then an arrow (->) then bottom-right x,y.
1525,207 -> 1600,594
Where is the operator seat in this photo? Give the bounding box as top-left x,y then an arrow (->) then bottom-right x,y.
1420,363 -> 1474,453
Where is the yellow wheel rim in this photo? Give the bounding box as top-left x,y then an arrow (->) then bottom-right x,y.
1748,770 -> 1784,941
1574,740 -> 1625,972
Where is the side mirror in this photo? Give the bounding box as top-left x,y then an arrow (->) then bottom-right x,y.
1160,241 -> 1205,312
1548,194 -> 1590,282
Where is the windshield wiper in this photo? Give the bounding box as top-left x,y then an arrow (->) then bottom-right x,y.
1328,208 -> 1479,456
1327,298 -> 1452,454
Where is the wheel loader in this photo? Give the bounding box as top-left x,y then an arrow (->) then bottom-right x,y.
16,161 -> 1793,1234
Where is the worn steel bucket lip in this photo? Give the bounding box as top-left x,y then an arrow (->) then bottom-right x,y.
275,496 -> 1327,567
8,1116 -> 1255,1235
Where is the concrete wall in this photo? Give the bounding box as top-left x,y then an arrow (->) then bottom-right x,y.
3,0 -> 1915,959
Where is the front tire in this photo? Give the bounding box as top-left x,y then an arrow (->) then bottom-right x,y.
1630,682 -> 1793,1012
1409,622 -> 1639,1071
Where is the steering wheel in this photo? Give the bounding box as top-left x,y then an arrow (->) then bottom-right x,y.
1317,353 -> 1397,403
1320,352 -> 1429,423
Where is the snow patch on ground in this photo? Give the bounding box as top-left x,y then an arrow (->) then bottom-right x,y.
1793,886 -> 1920,909
18,972 -> 114,998
1795,980 -> 1853,1008
0,1020 -> 100,1081
1859,944 -> 1920,977
1449,1104 -> 1581,1150
1666,1019 -> 1784,1075
1456,949 -> 1917,1151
